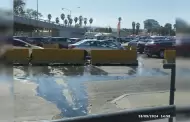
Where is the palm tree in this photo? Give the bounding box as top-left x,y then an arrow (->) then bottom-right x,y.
132,22 -> 136,35
118,17 -> 122,22
48,14 -> 52,22
84,18 -> 87,26
89,18 -> 93,26
14,0 -> 26,15
69,18 -> 73,26
79,15 -> 83,27
136,23 -> 140,35
55,17 -> 59,24
74,17 -> 78,26
164,23 -> 172,35
47,14 -> 52,35
64,19 -> 68,26
61,13 -> 65,25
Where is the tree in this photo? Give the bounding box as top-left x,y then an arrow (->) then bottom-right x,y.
108,27 -> 112,33
48,14 -> 52,22
84,18 -> 87,26
61,13 -> 65,25
55,17 -> 59,24
89,18 -> 93,26
67,15 -> 71,26
31,10 -> 43,19
118,17 -> 122,22
74,17 -> 78,26
14,0 -> 26,15
25,8 -> 33,18
136,23 -> 140,35
69,18 -> 73,26
132,22 -> 136,34
79,15 -> 83,27
64,19 -> 68,26
164,23 -> 172,35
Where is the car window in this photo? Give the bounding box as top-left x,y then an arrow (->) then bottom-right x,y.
81,41 -> 98,46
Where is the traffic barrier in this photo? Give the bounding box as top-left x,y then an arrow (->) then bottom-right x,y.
43,44 -> 59,48
31,49 -> 85,65
4,49 -> 29,65
91,50 -> 138,66
164,50 -> 176,63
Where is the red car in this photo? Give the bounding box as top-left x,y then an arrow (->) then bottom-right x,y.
144,39 -> 175,58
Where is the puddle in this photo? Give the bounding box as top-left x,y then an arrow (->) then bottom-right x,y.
12,65 -> 190,118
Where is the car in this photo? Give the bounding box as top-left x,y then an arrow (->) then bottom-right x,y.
48,37 -> 71,49
27,37 -> 49,46
69,39 -> 124,51
137,39 -> 150,54
144,39 -> 175,58
68,38 -> 81,44
13,38 -> 44,56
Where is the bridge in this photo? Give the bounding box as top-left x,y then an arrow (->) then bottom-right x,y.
14,15 -> 86,38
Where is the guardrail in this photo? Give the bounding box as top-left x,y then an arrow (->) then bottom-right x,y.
14,14 -> 84,28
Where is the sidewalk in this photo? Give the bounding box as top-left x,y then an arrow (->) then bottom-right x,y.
111,91 -> 190,109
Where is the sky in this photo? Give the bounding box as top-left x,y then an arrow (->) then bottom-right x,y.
1,0 -> 190,28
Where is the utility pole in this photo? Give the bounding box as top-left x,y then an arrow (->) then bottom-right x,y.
37,0 -> 39,36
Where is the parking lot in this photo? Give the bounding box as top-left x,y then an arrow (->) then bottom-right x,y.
0,54 -> 189,121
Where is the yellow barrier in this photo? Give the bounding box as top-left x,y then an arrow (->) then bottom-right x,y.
164,50 -> 176,63
4,49 -> 29,64
91,50 -> 138,65
31,49 -> 85,65
43,44 -> 59,48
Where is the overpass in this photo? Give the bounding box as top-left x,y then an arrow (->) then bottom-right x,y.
14,15 -> 86,38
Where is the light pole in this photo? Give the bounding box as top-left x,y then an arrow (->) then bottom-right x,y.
62,7 -> 80,17
62,8 -> 72,17
36,0 -> 39,36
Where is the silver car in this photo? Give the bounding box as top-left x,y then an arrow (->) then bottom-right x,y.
69,39 -> 123,52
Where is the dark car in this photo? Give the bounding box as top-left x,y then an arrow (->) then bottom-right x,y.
144,39 -> 175,58
137,39 -> 150,54
48,37 -> 71,49
27,37 -> 50,46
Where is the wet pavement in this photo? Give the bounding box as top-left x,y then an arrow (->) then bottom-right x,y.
12,62 -> 190,118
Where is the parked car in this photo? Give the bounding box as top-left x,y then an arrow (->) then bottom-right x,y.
68,38 -> 81,44
27,37 -> 49,46
48,37 -> 71,49
69,39 -> 123,51
13,38 -> 43,56
144,39 -> 175,58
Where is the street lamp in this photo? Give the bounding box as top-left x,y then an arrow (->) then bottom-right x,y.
62,8 -> 72,17
62,7 -> 80,17
36,0 -> 39,36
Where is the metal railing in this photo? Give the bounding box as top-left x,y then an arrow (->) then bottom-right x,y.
14,14 -> 84,28
52,62 -> 190,122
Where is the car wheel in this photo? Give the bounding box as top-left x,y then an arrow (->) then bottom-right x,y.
159,50 -> 164,58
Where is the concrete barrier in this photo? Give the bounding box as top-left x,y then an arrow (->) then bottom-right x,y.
91,50 -> 138,66
43,44 -> 59,48
164,50 -> 176,63
4,49 -> 29,65
31,49 -> 85,65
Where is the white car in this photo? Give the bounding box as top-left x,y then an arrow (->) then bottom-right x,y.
13,38 -> 43,55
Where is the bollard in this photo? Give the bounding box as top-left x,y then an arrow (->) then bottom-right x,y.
163,63 -> 176,122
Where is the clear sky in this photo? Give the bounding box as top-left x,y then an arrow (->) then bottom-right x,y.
1,0 -> 190,28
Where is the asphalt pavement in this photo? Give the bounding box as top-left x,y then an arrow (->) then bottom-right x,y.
0,54 -> 189,121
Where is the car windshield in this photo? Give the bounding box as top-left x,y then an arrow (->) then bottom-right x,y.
9,0 -> 190,121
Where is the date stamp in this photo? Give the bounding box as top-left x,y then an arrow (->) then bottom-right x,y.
138,114 -> 171,119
